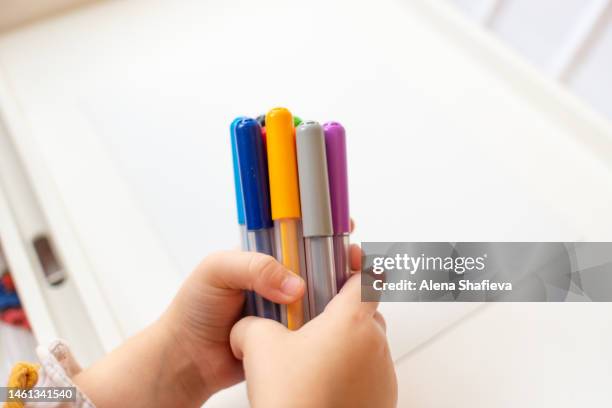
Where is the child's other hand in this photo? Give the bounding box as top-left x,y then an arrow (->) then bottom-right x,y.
74,221 -> 360,408
161,251 -> 306,397
230,274 -> 398,408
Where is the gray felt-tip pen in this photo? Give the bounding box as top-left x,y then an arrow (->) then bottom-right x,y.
296,121 -> 337,318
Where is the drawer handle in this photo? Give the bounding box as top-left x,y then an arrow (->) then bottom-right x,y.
32,235 -> 65,286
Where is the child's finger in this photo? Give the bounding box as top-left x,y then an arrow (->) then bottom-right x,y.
325,274 -> 378,317
230,316 -> 287,360
349,244 -> 362,272
200,251 -> 305,304
373,311 -> 387,333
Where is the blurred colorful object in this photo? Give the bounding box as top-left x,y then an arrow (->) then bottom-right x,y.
1,308 -> 30,330
1,272 -> 15,292
0,271 -> 30,330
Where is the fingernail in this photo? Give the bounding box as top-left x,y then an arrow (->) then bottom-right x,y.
280,275 -> 303,296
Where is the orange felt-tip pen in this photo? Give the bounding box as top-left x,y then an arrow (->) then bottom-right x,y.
266,107 -> 309,329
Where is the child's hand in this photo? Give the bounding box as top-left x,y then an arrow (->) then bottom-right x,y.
74,250 -> 306,407
230,275 -> 398,408
74,221 -> 360,408
162,250 -> 307,394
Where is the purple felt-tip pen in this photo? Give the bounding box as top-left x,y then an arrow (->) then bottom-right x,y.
323,122 -> 351,290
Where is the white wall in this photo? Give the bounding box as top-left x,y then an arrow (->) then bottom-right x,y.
450,0 -> 612,119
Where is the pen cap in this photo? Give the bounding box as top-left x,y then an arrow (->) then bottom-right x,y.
256,114 -> 266,127
296,121 -> 333,237
235,118 -> 273,230
323,122 -> 350,234
230,117 -> 247,225
266,107 -> 301,220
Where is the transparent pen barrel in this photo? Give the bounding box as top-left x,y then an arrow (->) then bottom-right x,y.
239,224 -> 248,251
333,234 -> 351,290
274,219 -> 309,328
305,236 -> 337,318
239,224 -> 257,317
247,228 -> 281,321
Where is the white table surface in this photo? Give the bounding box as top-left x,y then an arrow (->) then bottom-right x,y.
1,0 -> 611,406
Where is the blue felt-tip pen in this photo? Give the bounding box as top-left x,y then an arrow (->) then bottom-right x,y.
231,117 -> 248,248
230,116 -> 257,316
235,118 -> 281,322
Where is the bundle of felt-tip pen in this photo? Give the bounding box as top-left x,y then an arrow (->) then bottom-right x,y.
230,108 -> 350,330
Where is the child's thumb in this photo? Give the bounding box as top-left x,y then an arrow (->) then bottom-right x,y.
230,316 -> 287,360
199,251 -> 305,303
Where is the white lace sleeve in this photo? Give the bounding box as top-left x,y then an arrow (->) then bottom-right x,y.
25,340 -> 95,408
